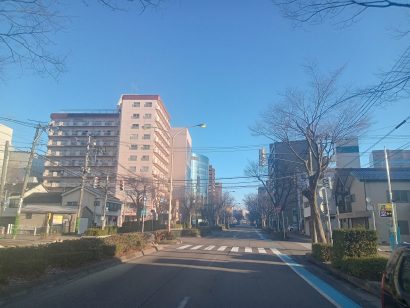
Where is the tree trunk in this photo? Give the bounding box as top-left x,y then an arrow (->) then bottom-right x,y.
310,193 -> 327,243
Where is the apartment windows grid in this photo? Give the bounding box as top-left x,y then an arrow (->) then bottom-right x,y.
132,114 -> 140,119
141,155 -> 149,161
140,166 -> 149,172
130,144 -> 138,150
143,134 -> 150,140
142,145 -> 150,150
144,102 -> 152,107
129,155 -> 137,161
129,166 -> 137,172
133,102 -> 140,107
130,134 -> 138,140
144,113 -> 152,119
131,124 -> 139,129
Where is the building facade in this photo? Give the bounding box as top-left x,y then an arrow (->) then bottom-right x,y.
7,151 -> 44,184
190,153 -> 209,203
335,138 -> 361,168
44,111 -> 120,192
370,149 -> 410,168
0,124 -> 13,178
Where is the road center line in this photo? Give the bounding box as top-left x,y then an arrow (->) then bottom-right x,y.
270,248 -> 360,308
177,296 -> 190,308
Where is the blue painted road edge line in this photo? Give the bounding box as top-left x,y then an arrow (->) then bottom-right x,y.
271,248 -> 361,308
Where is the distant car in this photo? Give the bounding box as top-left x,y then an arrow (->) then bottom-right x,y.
287,224 -> 298,232
381,244 -> 410,307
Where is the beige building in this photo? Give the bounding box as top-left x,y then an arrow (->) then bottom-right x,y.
0,124 -> 13,177
117,95 -> 171,218
7,150 -> 44,183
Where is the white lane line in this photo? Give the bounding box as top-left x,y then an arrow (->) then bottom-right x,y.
191,245 -> 203,250
231,246 -> 239,252
204,245 -> 215,251
258,248 -> 267,254
299,243 -> 312,250
270,248 -> 360,308
177,245 -> 192,250
245,247 -> 252,253
177,296 -> 190,308
217,246 -> 227,251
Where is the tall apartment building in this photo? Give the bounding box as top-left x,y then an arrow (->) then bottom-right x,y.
44,111 -> 120,192
117,95 -> 171,214
171,128 -> 192,203
190,153 -> 209,203
208,165 -> 216,201
370,149 -> 410,168
0,124 -> 13,177
335,137 -> 361,168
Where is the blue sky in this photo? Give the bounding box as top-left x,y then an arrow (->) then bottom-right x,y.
1,0 -> 409,204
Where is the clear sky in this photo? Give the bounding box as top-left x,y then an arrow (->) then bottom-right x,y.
0,0 -> 409,205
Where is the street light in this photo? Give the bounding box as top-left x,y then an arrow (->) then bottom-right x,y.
145,123 -> 206,232
365,197 -> 377,231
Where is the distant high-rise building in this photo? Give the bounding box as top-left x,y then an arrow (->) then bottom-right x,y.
171,127 -> 192,204
370,150 -> 410,168
191,153 -> 209,203
7,151 -> 44,183
0,124 -> 13,177
335,138 -> 360,168
208,165 -> 216,201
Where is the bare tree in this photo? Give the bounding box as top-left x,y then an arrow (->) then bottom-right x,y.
251,66 -> 368,243
179,192 -> 196,228
244,193 -> 261,226
274,0 -> 410,105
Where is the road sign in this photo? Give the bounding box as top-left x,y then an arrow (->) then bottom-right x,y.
379,203 -> 392,217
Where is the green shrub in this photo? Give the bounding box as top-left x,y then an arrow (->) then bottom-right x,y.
84,227 -> 117,236
153,230 -> 176,242
332,228 -> 377,268
312,243 -> 332,262
199,226 -> 223,236
118,221 -> 166,233
339,256 -> 388,281
181,229 -> 200,237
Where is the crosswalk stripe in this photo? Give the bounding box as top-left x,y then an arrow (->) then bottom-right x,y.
178,245 -> 192,250
258,248 -> 267,254
204,245 -> 215,250
191,245 -> 203,250
231,246 -> 239,252
245,247 -> 252,253
217,246 -> 227,251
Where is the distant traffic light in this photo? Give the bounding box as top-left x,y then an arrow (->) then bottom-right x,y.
119,180 -> 124,191
93,176 -> 100,188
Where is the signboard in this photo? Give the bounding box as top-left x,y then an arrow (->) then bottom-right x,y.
52,215 -> 63,225
379,203 -> 392,217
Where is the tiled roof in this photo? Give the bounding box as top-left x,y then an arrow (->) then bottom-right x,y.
24,192 -> 62,204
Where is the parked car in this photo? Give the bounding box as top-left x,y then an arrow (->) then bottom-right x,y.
381,244 -> 410,307
287,224 -> 298,232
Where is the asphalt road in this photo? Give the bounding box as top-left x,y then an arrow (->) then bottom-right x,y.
2,226 -> 379,308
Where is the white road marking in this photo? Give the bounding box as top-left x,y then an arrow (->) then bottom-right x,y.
204,245 -> 215,250
231,246 -> 239,252
177,296 -> 190,308
245,247 -> 252,253
191,245 -> 203,250
258,248 -> 267,254
217,246 -> 227,251
299,243 -> 311,250
177,245 -> 192,250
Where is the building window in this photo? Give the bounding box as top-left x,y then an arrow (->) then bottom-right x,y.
130,134 -> 138,140
141,155 -> 149,161
144,113 -> 152,119
67,201 -> 78,207
142,134 -> 150,140
133,102 -> 140,107
391,190 -> 410,203
144,102 -> 152,107
104,130 -> 112,136
131,124 -> 139,129
132,113 -> 140,119
140,166 -> 149,172
94,201 -> 100,207
25,213 -> 32,219
130,144 -> 138,150
129,155 -> 137,161
129,166 -> 137,172
142,145 -> 150,150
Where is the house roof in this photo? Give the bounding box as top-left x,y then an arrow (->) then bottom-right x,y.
5,183 -> 40,196
62,186 -> 121,202
346,168 -> 410,181
24,192 -> 62,204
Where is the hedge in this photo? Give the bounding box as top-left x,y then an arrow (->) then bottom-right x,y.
332,228 -> 377,268
339,256 -> 388,281
199,225 -> 223,236
0,233 -> 146,284
84,226 -> 118,236
312,243 -> 332,262
118,221 -> 166,233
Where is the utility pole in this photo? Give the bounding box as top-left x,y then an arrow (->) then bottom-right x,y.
385,147 -> 398,246
0,141 -> 10,214
14,125 -> 42,238
76,135 -> 92,234
101,174 -> 109,230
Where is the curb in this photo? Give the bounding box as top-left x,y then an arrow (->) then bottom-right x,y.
305,254 -> 380,298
